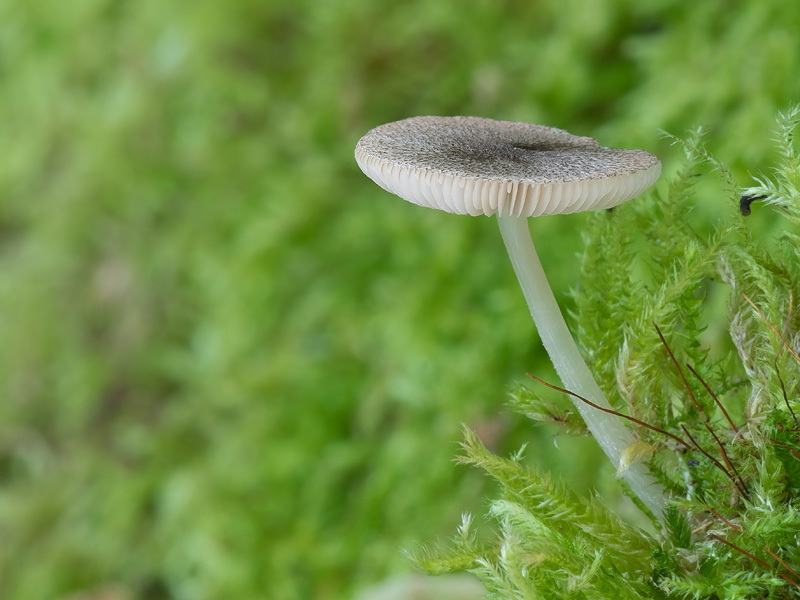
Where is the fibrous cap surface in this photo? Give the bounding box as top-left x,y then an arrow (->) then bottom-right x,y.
355,116 -> 661,217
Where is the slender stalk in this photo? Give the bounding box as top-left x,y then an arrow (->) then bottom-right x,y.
498,212 -> 666,516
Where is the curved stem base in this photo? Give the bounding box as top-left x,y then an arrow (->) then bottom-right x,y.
498,212 -> 666,517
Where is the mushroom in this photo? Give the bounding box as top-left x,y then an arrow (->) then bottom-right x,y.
355,116 -> 664,516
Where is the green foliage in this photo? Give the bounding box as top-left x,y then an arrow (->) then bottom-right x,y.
507,383 -> 590,438
408,428 -> 658,597
769,412 -> 800,490
414,110 -> 800,598
406,513 -> 487,576
664,505 -> 692,550
3,1 -> 800,599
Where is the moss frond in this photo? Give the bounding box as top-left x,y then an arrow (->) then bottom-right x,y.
405,513 -> 488,575
459,427 -> 654,575
416,107 -> 800,599
744,104 -> 800,229
507,382 -> 589,437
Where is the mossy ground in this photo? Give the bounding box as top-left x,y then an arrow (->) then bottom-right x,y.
1,1 -> 800,598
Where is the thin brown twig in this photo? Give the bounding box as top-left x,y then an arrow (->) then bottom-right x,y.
708,528 -> 800,587
685,363 -> 739,433
709,508 -> 800,578
761,546 -> 800,582
774,357 -> 799,426
742,293 -> 800,364
717,447 -> 749,500
770,437 -> 800,462
681,425 -> 750,502
653,322 -> 707,421
772,291 -> 799,426
654,323 -> 748,497
525,373 -> 693,451
708,508 -> 741,532
680,424 -> 733,482
708,534 -> 799,587
775,290 -> 794,361
708,534 -> 771,569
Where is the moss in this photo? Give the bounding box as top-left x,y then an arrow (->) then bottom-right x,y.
410,108 -> 800,598
1,1 -> 800,598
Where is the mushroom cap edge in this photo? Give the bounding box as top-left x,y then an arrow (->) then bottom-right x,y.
355,116 -> 661,217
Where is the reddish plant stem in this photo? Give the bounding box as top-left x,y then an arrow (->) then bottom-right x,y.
654,323 -> 748,497
680,425 -> 732,481
708,534 -> 770,569
526,373 -> 692,450
774,356 -> 799,427
680,425 -> 750,502
742,292 -> 800,423
761,547 -> 800,582
742,293 -> 800,364
708,534 -> 799,587
685,363 -> 739,433
708,508 -> 741,531
770,437 -> 800,462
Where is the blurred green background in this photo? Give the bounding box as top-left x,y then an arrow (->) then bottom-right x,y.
1,1 -> 799,599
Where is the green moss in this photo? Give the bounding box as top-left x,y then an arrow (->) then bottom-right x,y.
1,1 -> 800,599
412,109 -> 800,598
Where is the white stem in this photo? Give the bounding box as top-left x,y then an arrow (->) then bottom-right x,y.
498,212 -> 666,517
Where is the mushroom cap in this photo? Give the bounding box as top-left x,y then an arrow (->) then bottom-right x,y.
355,116 -> 661,217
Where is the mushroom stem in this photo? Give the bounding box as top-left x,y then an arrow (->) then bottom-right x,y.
497,211 -> 666,517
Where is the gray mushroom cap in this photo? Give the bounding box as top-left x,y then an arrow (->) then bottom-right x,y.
355,116 -> 661,217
